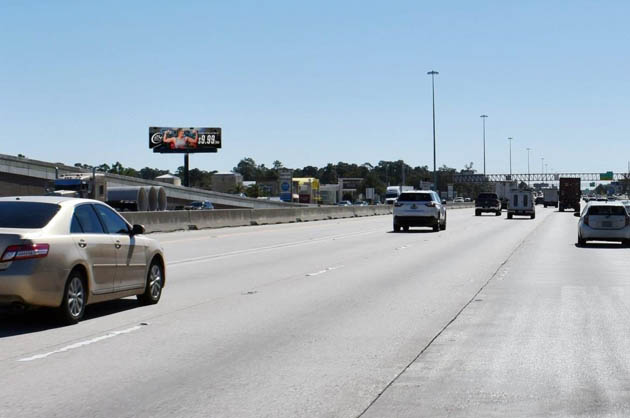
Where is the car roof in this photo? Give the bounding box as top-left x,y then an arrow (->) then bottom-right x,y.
401,190 -> 432,193
586,200 -> 624,207
0,196 -> 104,207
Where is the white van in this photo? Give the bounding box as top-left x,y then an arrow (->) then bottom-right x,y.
507,190 -> 535,219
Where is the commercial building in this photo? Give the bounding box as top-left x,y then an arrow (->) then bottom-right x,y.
211,172 -> 243,194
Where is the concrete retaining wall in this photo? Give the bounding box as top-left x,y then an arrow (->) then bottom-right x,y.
121,203 -> 473,233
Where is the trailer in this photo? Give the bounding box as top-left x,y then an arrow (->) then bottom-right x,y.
559,177 -> 581,212
542,188 -> 559,208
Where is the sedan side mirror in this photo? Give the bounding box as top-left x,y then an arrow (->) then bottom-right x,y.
574,212 -> 580,218
131,224 -> 146,235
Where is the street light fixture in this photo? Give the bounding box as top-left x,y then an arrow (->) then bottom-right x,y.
480,115 -> 488,176
427,70 -> 439,191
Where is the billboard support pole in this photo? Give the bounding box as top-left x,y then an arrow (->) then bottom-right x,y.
184,153 -> 190,187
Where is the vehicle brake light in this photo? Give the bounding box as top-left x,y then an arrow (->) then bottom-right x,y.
1,244 -> 50,262
626,216 -> 630,226
394,202 -> 403,207
584,215 -> 589,227
425,202 -> 437,207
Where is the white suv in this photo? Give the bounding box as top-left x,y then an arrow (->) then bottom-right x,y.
393,191 -> 446,232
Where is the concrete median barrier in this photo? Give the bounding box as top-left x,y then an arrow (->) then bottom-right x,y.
120,205 -> 398,233
122,210 -> 191,233
189,209 -> 252,230
119,204 -> 476,233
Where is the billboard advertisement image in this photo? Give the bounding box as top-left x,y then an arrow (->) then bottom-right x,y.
149,127 -> 222,153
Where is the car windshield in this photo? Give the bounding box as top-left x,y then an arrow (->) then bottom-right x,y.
478,193 -> 497,199
191,202 -> 202,207
0,202 -> 61,228
398,193 -> 433,202
588,206 -> 626,216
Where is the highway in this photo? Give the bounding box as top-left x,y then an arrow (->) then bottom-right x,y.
2,206 -> 630,417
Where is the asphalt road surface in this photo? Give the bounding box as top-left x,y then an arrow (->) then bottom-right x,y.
2,206 -> 629,417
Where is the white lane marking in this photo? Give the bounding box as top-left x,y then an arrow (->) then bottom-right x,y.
169,229 -> 381,267
306,266 -> 344,277
17,325 -> 145,362
396,245 -> 411,251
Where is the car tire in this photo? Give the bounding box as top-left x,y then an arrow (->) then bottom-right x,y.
544,204 -> 547,208
138,260 -> 164,306
475,210 -> 480,216
507,213 -> 513,219
441,219 -> 447,230
531,214 -> 535,219
59,270 -> 87,325
495,211 -> 501,216
559,205 -> 564,212
403,225 -> 409,232
393,224 -> 401,232
578,235 -> 586,246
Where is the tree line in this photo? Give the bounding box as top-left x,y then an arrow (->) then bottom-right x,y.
74,158 -> 489,198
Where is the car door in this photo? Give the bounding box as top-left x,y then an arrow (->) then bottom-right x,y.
92,204 -> 147,291
71,204 -> 117,294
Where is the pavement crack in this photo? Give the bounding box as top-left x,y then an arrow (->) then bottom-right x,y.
355,211 -> 553,418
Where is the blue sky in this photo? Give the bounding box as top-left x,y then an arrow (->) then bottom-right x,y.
1,0 -> 629,175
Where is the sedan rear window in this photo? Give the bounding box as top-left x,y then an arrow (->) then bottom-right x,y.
588,206 -> 627,216
398,193 -> 433,202
478,193 -> 498,199
0,202 -> 61,228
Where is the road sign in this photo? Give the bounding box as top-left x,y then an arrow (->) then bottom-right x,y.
149,127 -> 221,153
278,169 -> 293,202
599,171 -> 613,181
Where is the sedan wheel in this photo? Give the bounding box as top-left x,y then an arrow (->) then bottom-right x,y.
59,273 -> 86,325
138,261 -> 163,305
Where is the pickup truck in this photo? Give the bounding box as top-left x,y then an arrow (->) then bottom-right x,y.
475,192 -> 502,216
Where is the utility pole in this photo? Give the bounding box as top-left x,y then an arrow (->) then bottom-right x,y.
480,115 -> 488,176
508,137 -> 514,177
401,160 -> 406,186
526,147 -> 531,186
427,70 -> 439,191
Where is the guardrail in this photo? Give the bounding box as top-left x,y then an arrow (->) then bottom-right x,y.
121,202 -> 474,233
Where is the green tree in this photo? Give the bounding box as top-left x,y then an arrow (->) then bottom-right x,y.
233,158 -> 258,181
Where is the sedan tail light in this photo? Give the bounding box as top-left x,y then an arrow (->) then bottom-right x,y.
626,216 -> 630,226
1,244 -> 50,262
425,202 -> 437,207
394,202 -> 403,207
584,215 -> 589,227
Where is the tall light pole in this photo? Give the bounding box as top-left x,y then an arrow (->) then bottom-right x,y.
480,115 -> 488,176
526,147 -> 531,186
428,70 -> 439,191
508,137 -> 514,177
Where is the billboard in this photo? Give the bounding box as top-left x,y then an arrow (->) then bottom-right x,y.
149,127 -> 221,153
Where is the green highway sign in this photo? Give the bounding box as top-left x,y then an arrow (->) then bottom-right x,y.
599,171 -> 613,181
